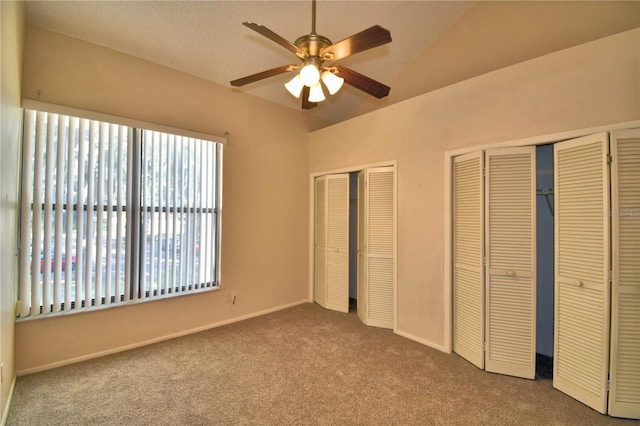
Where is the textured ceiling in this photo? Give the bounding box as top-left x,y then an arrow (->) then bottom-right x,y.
25,1 -> 640,125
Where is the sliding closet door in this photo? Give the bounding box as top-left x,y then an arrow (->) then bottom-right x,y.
326,174 -> 350,313
485,147 -> 536,379
357,171 -> 366,323
452,152 -> 485,369
364,167 -> 396,329
554,133 -> 610,414
608,129 -> 640,419
315,176 -> 328,308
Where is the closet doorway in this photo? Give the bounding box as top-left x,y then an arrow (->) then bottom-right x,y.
450,128 -> 639,419
535,145 -> 554,377
313,164 -> 397,330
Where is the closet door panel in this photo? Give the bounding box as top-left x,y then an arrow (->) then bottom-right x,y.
485,147 -> 536,379
325,174 -> 350,313
357,171 -> 366,323
453,152 -> 485,369
554,133 -> 610,414
365,167 -> 395,329
609,129 -> 640,419
314,177 -> 327,308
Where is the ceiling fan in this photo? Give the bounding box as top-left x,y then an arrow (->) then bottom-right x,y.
230,0 -> 392,109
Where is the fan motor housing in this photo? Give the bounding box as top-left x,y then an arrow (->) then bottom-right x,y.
294,33 -> 332,58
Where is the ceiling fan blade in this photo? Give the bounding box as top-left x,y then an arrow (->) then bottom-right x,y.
334,64 -> 390,99
243,22 -> 307,59
301,86 -> 317,109
230,64 -> 299,87
320,25 -> 391,61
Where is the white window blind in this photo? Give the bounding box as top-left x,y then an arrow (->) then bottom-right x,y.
18,109 -> 222,317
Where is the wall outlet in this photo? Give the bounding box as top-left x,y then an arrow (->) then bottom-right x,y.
224,292 -> 231,303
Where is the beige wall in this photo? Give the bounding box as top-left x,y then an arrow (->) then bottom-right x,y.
1,0 -> 26,421
15,26 -> 329,373
309,29 -> 640,349
352,1 -> 640,120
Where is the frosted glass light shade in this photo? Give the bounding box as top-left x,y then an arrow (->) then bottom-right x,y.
300,63 -> 320,87
321,71 -> 344,95
308,82 -> 325,102
284,75 -> 304,98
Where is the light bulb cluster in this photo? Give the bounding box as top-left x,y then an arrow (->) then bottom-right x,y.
284,60 -> 344,103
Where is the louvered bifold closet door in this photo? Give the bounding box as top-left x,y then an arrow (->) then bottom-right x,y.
357,171 -> 367,323
453,152 -> 485,369
365,167 -> 396,329
554,133 -> 610,414
485,147 -> 536,379
608,129 -> 640,419
314,176 -> 327,308
325,174 -> 350,313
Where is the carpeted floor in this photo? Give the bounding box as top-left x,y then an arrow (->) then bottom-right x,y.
7,303 -> 634,425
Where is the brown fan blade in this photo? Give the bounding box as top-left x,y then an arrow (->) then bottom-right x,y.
230,64 -> 299,87
334,64 -> 390,99
243,22 -> 307,59
301,86 -> 317,109
320,25 -> 391,61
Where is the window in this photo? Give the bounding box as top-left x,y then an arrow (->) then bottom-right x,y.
18,108 -> 223,317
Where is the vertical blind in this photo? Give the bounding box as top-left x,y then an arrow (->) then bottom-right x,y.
18,109 -> 222,317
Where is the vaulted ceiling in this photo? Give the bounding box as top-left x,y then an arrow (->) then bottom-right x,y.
25,1 -> 640,125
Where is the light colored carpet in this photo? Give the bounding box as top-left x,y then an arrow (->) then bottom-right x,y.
7,303 -> 633,425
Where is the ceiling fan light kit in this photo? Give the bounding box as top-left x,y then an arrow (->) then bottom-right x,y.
284,75 -> 305,98
230,0 -> 392,109
308,82 -> 326,102
321,70 -> 344,95
299,58 -> 322,86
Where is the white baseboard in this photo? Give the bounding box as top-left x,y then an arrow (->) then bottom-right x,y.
17,299 -> 310,376
394,328 -> 450,354
2,375 -> 17,426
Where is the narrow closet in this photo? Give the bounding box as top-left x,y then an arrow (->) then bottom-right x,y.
313,165 -> 396,329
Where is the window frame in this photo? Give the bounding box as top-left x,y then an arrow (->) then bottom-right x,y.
17,101 -> 226,318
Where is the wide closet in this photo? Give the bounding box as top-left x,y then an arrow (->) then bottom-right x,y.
314,166 -> 396,329
452,129 -> 639,419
